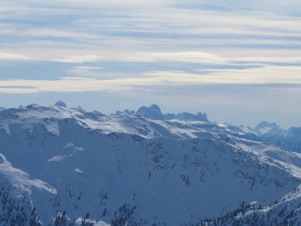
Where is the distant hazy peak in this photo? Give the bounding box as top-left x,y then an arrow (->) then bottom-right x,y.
254,121 -> 278,130
54,100 -> 67,108
253,121 -> 284,136
136,104 -> 163,120
71,106 -> 86,113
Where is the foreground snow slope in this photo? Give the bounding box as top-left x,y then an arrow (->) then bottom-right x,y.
0,104 -> 301,225
198,184 -> 301,225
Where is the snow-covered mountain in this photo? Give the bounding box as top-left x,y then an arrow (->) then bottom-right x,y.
252,121 -> 284,137
1,102 -> 301,225
247,121 -> 301,153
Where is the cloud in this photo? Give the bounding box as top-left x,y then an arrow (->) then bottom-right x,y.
232,56 -> 301,64
53,51 -> 225,64
23,29 -> 99,40
1,0 -> 301,129
16,0 -> 171,9
173,0 -> 301,16
53,55 -> 103,63
70,66 -> 104,78
148,65 -> 301,85
0,52 -> 32,61
0,64 -> 301,94
1,0 -> 300,67
0,76 -> 161,94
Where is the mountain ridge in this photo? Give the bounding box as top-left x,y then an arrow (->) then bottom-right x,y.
1,102 -> 301,225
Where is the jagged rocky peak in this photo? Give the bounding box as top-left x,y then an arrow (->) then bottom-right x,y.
54,100 -> 67,108
136,104 -> 163,120
166,112 -> 208,121
136,104 -> 209,121
115,109 -> 135,116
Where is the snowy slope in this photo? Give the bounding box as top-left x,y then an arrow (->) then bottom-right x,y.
198,184 -> 301,225
0,103 -> 301,225
268,127 -> 301,153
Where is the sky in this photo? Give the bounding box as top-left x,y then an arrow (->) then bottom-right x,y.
0,0 -> 301,128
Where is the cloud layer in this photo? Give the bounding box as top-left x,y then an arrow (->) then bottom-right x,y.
1,0 -> 301,127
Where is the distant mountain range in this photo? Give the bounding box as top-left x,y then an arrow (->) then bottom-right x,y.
0,102 -> 301,225
135,104 -> 208,121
